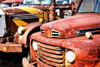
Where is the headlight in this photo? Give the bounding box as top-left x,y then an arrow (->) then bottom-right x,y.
65,50 -> 76,63
18,26 -> 26,35
32,41 -> 38,51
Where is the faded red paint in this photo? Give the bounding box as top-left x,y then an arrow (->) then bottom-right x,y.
61,34 -> 100,67
30,32 -> 100,67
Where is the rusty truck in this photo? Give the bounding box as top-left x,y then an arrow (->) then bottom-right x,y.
27,0 -> 100,67
0,0 -> 75,62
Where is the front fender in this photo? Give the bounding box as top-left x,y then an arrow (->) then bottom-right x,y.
61,34 -> 100,60
14,22 -> 41,47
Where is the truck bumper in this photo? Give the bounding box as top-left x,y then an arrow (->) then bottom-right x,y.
0,43 -> 22,52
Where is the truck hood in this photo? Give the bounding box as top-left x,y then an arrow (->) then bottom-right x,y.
41,13 -> 100,38
0,5 -> 44,27
1,5 -> 43,14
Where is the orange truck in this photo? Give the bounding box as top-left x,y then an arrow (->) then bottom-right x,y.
27,0 -> 100,67
0,0 -> 75,59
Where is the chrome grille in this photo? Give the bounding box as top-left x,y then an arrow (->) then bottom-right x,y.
52,30 -> 60,38
37,42 -> 64,67
40,29 -> 44,35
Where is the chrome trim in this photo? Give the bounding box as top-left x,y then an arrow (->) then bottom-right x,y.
51,30 -> 61,38
40,29 -> 45,35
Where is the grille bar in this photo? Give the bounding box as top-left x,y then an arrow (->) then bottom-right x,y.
37,50 -> 64,59
38,42 -> 63,51
37,52 -> 64,63
38,45 -> 64,54
37,55 -> 64,67
37,42 -> 64,67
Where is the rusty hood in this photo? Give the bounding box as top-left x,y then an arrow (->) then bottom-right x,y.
41,13 -> 100,38
1,5 -> 43,14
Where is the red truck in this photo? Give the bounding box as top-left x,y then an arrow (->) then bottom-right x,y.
27,0 -> 100,67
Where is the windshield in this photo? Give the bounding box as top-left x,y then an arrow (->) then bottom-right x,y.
78,0 -> 100,13
56,0 -> 71,4
24,0 -> 52,5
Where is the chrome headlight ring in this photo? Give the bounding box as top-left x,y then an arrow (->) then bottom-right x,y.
32,41 -> 38,51
65,50 -> 76,63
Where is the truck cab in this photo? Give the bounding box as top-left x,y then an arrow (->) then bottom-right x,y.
29,0 -> 100,67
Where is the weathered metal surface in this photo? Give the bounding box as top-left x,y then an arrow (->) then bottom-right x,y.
62,34 -> 100,58
49,4 -> 55,21
37,42 -> 64,66
37,49 -> 64,59
30,32 -> 64,47
30,32 -> 100,67
0,5 -> 44,36
41,13 -> 100,38
14,22 -> 41,47
37,52 -> 64,63
0,43 -> 22,52
61,34 -> 100,67
37,56 -> 64,67
38,42 -> 63,51
38,44 -> 64,54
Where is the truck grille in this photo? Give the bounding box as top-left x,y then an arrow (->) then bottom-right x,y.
37,42 -> 64,67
